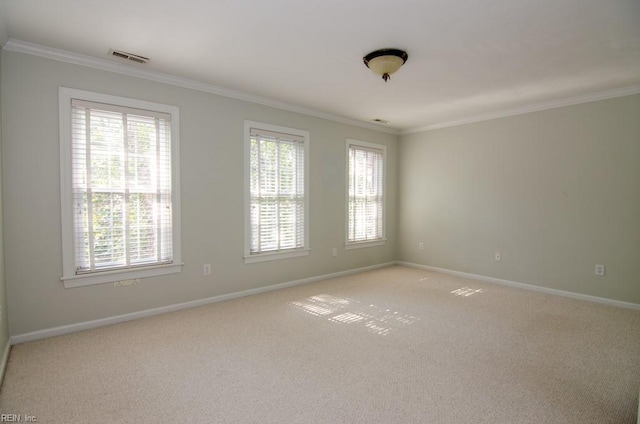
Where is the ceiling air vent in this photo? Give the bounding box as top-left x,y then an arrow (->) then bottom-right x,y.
108,49 -> 150,64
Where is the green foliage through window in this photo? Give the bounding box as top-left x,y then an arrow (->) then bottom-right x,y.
71,101 -> 173,273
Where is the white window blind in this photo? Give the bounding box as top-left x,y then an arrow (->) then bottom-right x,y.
249,127 -> 305,255
71,99 -> 174,274
347,141 -> 385,244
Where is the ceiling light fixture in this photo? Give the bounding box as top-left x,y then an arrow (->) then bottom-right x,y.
363,48 -> 408,82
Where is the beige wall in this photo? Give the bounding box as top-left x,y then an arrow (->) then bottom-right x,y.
398,94 -> 640,303
0,49 -> 9,355
2,47 -> 638,339
1,51 -> 397,336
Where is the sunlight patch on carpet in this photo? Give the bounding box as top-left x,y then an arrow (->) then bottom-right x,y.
450,287 -> 485,297
290,294 -> 418,336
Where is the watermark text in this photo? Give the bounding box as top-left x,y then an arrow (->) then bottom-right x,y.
1,414 -> 37,422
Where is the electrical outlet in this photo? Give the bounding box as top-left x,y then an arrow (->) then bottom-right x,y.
203,264 -> 212,276
418,242 -> 424,251
495,252 -> 501,261
332,248 -> 338,257
595,264 -> 605,276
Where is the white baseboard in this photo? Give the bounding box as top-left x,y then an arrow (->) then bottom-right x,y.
397,261 -> 640,310
0,337 -> 11,384
14,260 -> 634,345
11,262 -> 396,345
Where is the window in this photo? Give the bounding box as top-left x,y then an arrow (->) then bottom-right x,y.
60,88 -> 182,287
346,139 -> 386,248
244,121 -> 309,263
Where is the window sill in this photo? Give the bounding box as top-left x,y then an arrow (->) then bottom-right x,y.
345,239 -> 387,250
61,262 -> 183,288
244,248 -> 310,264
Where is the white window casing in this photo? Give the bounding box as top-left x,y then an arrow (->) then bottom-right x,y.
244,121 -> 310,263
60,88 -> 182,287
346,139 -> 386,249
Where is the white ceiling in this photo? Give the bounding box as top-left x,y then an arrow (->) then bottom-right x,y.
1,0 -> 639,132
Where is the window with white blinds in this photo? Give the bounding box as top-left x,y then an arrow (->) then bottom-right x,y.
244,121 -> 309,263
60,88 -> 182,287
346,140 -> 386,247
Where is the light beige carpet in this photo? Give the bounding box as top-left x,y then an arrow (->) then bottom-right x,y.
1,265 -> 639,423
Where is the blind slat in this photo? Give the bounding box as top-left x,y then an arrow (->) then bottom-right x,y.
348,144 -> 384,243
250,129 -> 305,254
71,100 -> 173,273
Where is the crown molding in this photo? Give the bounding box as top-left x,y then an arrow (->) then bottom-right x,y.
5,39 -> 639,137
3,39 -> 399,135
401,84 -> 640,135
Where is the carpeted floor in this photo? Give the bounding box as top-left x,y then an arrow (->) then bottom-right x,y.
1,265 -> 639,423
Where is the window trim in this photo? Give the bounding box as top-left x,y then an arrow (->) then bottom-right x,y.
59,87 -> 182,288
243,120 -> 310,264
345,139 -> 387,250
